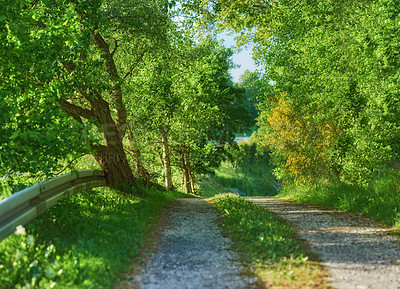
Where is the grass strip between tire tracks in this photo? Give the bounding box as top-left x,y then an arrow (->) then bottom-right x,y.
211,194 -> 332,289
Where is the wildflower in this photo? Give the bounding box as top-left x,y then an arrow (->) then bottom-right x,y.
15,225 -> 26,236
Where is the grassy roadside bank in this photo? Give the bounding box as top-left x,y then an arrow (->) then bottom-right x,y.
278,174 -> 400,228
199,161 -> 278,197
199,140 -> 400,287
0,186 -> 186,289
211,194 -> 331,288
203,141 -> 400,229
197,143 -> 331,287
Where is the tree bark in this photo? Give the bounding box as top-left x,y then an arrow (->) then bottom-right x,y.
91,144 -> 135,187
161,129 -> 174,190
89,95 -> 136,188
188,163 -> 197,195
92,32 -> 128,139
180,143 -> 194,194
127,126 -> 150,184
181,152 -> 192,194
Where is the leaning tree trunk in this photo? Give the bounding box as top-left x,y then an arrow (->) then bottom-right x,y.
59,26 -> 145,192
89,95 -> 136,188
161,129 -> 174,190
91,143 -> 135,187
60,94 -> 136,188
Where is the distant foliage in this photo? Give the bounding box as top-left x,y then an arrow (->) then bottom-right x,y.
227,141 -> 269,168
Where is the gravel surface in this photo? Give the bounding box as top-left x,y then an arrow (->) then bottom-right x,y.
248,197 -> 400,289
130,198 -> 258,289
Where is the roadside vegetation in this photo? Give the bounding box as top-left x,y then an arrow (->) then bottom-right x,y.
200,141 -> 330,287
278,171 -> 400,228
202,137 -> 399,287
212,194 -> 331,288
198,137 -> 278,198
0,185 -> 186,289
188,0 -> 400,228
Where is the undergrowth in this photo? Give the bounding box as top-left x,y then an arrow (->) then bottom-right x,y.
199,141 -> 278,197
212,194 -> 331,288
0,186 -> 186,289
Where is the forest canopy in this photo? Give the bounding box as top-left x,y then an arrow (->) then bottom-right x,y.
183,0 -> 400,186
0,0 -> 253,194
2,0 -> 400,194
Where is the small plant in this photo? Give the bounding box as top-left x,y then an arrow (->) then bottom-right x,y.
0,225 -> 62,289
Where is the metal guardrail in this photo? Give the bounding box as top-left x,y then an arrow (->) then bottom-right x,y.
0,169 -> 107,242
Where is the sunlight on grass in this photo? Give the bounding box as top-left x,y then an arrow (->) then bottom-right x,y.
199,161 -> 278,197
211,194 -> 331,288
279,171 -> 400,227
0,186 -> 185,288
198,141 -> 279,198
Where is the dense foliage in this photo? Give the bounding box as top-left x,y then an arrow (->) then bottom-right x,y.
259,0 -> 400,186
128,35 -> 253,193
1,0 -> 173,187
1,0 -> 253,194
185,0 -> 400,187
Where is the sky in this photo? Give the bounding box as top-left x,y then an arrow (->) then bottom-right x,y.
217,32 -> 258,83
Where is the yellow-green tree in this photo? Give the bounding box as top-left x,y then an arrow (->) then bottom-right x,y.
260,93 -> 340,185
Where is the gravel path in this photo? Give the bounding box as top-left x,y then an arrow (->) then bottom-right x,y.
248,197 -> 400,289
129,198 -> 258,289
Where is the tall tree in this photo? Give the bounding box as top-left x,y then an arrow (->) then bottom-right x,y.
1,0 -> 171,190
128,35 -> 253,192
170,37 -> 253,193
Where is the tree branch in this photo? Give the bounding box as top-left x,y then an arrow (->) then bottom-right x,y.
124,49 -> 147,79
92,31 -> 128,139
60,99 -> 94,121
110,37 -> 119,57
62,61 -> 76,74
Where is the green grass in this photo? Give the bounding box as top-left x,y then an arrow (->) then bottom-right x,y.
199,160 -> 278,198
0,186 -> 186,289
198,140 -> 279,198
211,194 -> 330,288
279,173 -> 400,227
